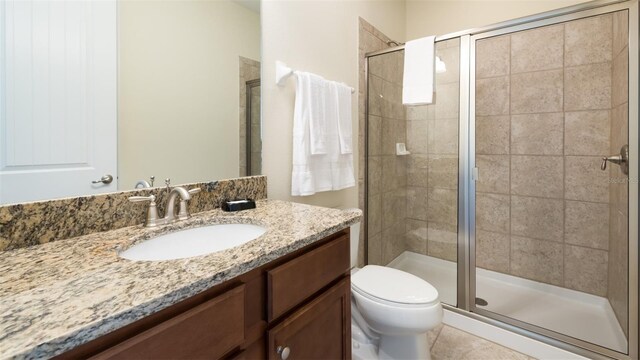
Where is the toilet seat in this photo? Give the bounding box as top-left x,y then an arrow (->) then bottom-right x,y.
352,265 -> 439,307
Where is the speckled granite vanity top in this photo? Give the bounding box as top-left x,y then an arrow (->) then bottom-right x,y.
0,200 -> 362,359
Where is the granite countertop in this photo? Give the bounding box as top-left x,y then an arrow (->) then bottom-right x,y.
0,200 -> 362,359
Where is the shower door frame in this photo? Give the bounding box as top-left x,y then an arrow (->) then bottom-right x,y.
245,78 -> 261,176
466,2 -> 638,359
364,0 -> 638,358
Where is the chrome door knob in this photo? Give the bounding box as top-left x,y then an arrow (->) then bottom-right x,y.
92,174 -> 113,184
276,346 -> 291,360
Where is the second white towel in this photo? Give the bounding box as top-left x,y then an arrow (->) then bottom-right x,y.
333,82 -> 353,154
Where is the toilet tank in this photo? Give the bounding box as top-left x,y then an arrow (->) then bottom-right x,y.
349,222 -> 361,268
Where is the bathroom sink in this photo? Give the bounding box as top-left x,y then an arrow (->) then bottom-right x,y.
120,223 -> 267,261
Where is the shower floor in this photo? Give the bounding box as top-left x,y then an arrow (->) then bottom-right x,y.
387,251 -> 627,353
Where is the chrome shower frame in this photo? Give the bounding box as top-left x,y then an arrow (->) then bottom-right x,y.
363,0 -> 639,358
245,78 -> 261,177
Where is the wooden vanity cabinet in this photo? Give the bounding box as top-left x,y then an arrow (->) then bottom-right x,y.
57,229 -> 351,360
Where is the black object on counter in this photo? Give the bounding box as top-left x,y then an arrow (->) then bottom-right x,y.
222,199 -> 256,212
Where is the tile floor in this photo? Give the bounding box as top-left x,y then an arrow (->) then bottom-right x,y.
428,325 -> 535,360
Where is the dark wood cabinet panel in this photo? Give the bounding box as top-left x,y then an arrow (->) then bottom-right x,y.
93,285 -> 245,360
268,278 -> 351,360
229,338 -> 266,360
268,234 -> 350,322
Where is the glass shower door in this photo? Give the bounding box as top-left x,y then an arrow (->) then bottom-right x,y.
471,7 -> 631,355
366,39 -> 461,306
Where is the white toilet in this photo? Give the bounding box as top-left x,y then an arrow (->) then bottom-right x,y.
349,223 -> 443,360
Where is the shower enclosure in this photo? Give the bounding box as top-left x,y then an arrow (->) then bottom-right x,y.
364,1 -> 638,358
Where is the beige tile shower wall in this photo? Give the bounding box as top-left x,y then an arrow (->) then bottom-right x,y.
608,10 -> 629,336
475,13 -> 620,298
360,19 -> 407,266
404,39 -> 460,263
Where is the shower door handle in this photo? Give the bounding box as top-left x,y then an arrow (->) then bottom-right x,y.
601,145 -> 629,175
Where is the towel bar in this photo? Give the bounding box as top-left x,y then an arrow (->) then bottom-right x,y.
275,61 -> 355,93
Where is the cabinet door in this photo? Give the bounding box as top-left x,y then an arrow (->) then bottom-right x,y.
268,278 -> 351,360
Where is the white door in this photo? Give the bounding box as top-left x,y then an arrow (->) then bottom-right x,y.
0,0 -> 117,204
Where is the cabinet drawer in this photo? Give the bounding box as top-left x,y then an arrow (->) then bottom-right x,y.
267,232 -> 349,321
268,277 -> 351,360
93,285 -> 245,360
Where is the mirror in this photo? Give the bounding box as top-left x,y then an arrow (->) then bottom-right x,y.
0,0 -> 261,204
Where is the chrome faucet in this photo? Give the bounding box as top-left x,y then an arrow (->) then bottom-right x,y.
129,186 -> 201,227
165,186 -> 191,222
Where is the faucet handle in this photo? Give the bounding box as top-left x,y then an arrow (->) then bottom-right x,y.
128,195 -> 156,203
188,187 -> 202,195
128,195 -> 161,227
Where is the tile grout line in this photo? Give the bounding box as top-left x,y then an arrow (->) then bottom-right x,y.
476,225 -> 610,253
430,324 -> 446,351
477,186 -> 609,203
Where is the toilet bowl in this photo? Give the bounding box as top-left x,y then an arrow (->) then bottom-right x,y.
348,222 -> 443,360
351,265 -> 443,359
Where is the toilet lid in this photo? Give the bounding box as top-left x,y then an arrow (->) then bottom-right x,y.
352,265 -> 438,305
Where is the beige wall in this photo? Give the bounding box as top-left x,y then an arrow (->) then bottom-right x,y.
406,0 -> 590,39
118,0 -> 260,189
261,0 -> 405,209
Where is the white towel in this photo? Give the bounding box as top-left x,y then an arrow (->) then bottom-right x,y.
334,82 -> 353,154
402,36 -> 435,105
292,72 -> 315,196
328,81 -> 355,191
291,75 -> 355,196
305,72 -> 329,155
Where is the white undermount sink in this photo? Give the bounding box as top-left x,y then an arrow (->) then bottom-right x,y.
120,223 -> 267,261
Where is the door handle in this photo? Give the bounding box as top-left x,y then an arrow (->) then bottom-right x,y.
92,174 -> 114,185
